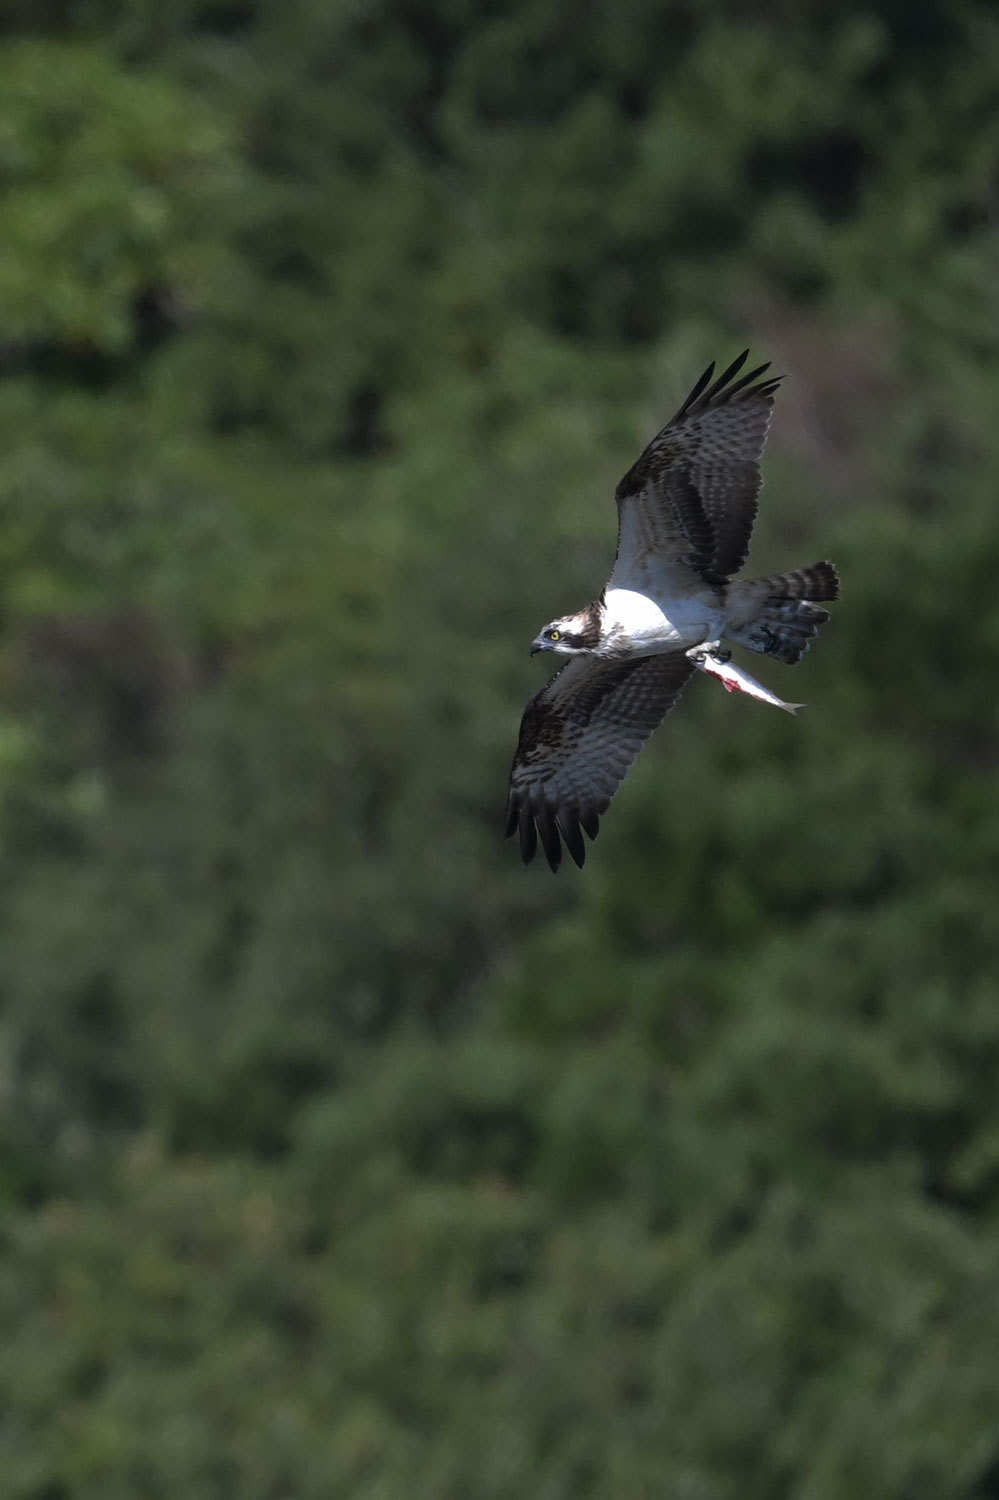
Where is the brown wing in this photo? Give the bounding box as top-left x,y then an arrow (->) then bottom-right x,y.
504,652 -> 695,872
613,350 -> 782,583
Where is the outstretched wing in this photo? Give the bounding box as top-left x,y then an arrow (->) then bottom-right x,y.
613,350 -> 782,585
505,651 -> 695,872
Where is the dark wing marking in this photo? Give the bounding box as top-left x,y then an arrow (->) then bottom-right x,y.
614,350 -> 782,582
505,651 -> 695,872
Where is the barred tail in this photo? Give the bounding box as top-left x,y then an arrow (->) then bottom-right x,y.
725,560 -> 839,665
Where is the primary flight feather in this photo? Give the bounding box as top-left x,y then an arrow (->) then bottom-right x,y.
505,350 -> 839,872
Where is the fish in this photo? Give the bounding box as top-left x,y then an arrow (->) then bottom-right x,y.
686,644 -> 804,714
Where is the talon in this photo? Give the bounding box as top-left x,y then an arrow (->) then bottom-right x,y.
687,640 -> 730,666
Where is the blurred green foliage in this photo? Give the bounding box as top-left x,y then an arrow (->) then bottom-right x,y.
1,1 -> 999,1496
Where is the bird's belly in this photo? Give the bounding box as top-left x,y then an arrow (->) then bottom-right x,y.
603,587 -> 723,653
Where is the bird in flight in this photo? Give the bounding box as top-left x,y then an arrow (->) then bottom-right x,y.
505,350 -> 839,871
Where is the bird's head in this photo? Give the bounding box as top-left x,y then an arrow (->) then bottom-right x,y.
530,607 -> 600,657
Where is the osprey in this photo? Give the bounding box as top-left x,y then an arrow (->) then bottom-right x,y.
505,350 -> 839,872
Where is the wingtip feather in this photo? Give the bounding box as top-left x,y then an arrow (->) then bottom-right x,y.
536,806 -> 562,873
579,807 -> 600,841
702,348 -> 749,403
518,808 -> 537,865
557,808 -> 586,869
677,359 -> 715,417
674,349 -> 783,423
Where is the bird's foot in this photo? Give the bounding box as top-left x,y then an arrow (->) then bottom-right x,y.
686,640 -> 731,666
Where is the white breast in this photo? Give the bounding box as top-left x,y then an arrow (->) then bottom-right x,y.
604,586 -> 723,651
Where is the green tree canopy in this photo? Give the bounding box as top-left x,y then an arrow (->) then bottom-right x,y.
2,2 -> 999,1496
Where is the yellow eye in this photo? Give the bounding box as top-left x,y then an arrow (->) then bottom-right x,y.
550,629 -> 561,641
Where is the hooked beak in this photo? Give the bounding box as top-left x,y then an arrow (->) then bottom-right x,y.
530,636 -> 548,657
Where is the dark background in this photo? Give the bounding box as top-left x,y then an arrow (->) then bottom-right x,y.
2,2 -> 999,1495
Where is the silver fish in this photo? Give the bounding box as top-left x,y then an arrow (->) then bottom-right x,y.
686,644 -> 804,714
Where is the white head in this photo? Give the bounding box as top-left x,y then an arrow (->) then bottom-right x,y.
529,603 -> 602,657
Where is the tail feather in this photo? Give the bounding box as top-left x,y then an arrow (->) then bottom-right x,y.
725,560 -> 839,666
751,560 -> 839,604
